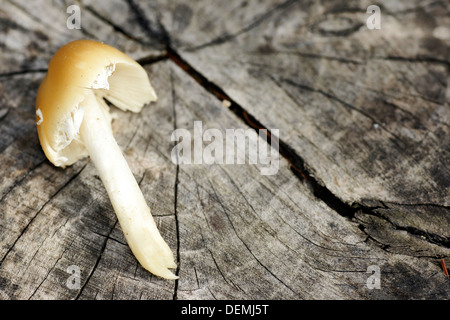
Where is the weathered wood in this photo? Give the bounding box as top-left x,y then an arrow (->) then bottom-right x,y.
0,0 -> 449,300
140,0 -> 450,296
165,61 -> 450,299
144,0 -> 450,205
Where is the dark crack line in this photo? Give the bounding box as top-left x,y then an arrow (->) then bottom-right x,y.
82,3 -> 152,47
28,247 -> 68,300
356,205 -> 450,252
125,0 -> 171,46
207,248 -> 240,291
123,120 -> 141,151
75,219 -> 118,300
281,78 -> 408,149
5,0 -> 65,35
381,200 -> 450,210
0,157 -> 46,204
170,67 -> 181,300
185,0 -> 299,51
209,182 -> 299,297
396,227 -> 450,252
91,230 -> 127,247
247,50 -> 364,65
0,161 -> 88,267
280,78 -> 436,176
373,55 -> 450,70
0,69 -> 47,78
136,52 -> 169,66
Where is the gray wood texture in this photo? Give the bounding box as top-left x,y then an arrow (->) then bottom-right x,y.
0,0 -> 449,299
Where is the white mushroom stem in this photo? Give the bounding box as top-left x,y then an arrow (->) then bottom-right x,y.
79,92 -> 177,279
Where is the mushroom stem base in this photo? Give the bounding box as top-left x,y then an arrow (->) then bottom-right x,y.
79,93 -> 177,279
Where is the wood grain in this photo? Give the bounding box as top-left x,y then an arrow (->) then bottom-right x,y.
0,0 -> 449,299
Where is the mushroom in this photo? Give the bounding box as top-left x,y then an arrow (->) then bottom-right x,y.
35,39 -> 177,279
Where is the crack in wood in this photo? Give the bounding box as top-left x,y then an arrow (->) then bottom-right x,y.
0,161 -> 88,267
82,3 -> 150,46
374,55 -> 450,70
136,52 -> 169,66
355,202 -> 450,252
0,158 -> 46,204
91,229 -> 127,247
248,50 -> 364,65
0,69 -> 47,78
280,78 -> 410,149
28,246 -> 68,299
208,181 -> 300,297
125,0 -> 171,46
183,0 -> 299,51
75,219 -> 119,300
4,0 -> 64,35
170,68 -> 181,299
207,248 -> 239,291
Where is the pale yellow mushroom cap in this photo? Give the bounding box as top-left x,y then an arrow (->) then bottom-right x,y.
36,39 -> 157,167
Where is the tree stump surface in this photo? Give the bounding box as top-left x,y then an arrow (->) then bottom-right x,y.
0,0 -> 449,300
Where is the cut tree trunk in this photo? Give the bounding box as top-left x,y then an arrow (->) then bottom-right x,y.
0,0 -> 449,300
